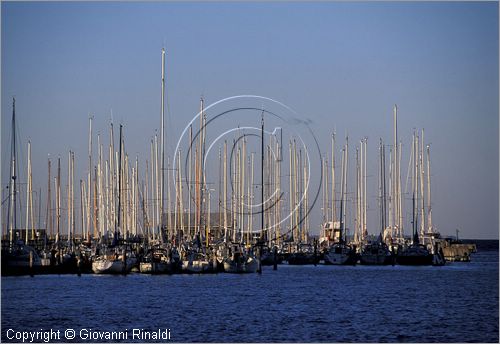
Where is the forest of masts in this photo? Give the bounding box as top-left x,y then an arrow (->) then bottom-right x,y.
3,100 -> 435,250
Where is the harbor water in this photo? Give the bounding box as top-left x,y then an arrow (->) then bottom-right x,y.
2,241 -> 498,343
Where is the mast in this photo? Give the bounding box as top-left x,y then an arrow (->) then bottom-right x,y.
379,138 -> 387,238
178,150 -> 183,242
393,105 -> 397,239
160,47 -> 166,241
197,101 -> 207,243
339,146 -> 345,244
343,136 -> 349,243
331,132 -> 336,225
303,147 -> 308,243
167,156 -> 172,239
240,135 -> 246,243
293,140 -> 298,243
355,146 -> 360,244
398,141 -> 403,239
249,152 -> 255,244
188,125 -> 192,240
288,140 -> 293,241
71,152 -> 75,245
388,147 -> 393,235
223,141 -> 228,243
87,116 -> 92,242
218,147 -> 222,241
25,141 -> 32,243
46,158 -> 52,240
67,150 -> 71,245
426,144 -> 433,235
8,98 -> 17,246
80,180 -> 84,240
117,124 -> 123,240
154,134 -> 159,238
56,157 -> 61,244
419,130 -> 426,244
275,137 -> 281,247
109,122 -> 115,240
324,156 -> 329,225
261,113 -> 265,242
412,131 -> 418,244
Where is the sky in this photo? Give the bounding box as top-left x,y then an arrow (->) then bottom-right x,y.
1,1 -> 498,239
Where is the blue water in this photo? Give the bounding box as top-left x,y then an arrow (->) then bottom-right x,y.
2,245 -> 498,343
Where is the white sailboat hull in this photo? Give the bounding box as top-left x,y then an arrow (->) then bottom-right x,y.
223,257 -> 258,273
181,260 -> 211,273
92,257 -> 137,274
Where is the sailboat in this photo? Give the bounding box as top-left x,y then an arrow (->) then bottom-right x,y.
223,243 -> 258,273
92,125 -> 138,274
397,132 -> 433,266
360,139 -> 393,265
180,235 -> 214,273
181,250 -> 212,273
139,245 -> 172,274
324,139 -> 357,265
1,98 -> 42,275
92,247 -> 138,274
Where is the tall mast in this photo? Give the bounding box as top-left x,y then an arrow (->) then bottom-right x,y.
56,157 -> 61,243
363,138 -> 367,242
46,158 -> 52,239
197,100 -> 206,241
331,132 -> 336,224
25,141 -> 32,243
261,113 -> 265,242
117,124 -> 123,238
109,122 -> 115,239
344,136 -> 349,243
87,116 -> 92,241
167,156 -> 172,238
412,131 -> 418,244
339,146 -> 345,244
223,140 -> 228,242
154,134 -> 159,238
398,141 -> 403,239
293,140 -> 298,243
380,139 -> 387,237
276,137 -> 281,247
71,152 -> 75,244
249,152 -> 255,244
8,98 -> 17,246
420,130 -> 426,243
322,157 -> 328,223
240,135 -> 246,243
388,147 -> 393,235
80,180 -> 84,240
177,150 -> 183,241
188,126 -> 193,240
426,144 -> 433,235
160,47 -> 166,240
288,140 -> 293,240
355,146 -> 360,244
67,150 -> 71,245
393,105 -> 398,239
218,147 -> 222,242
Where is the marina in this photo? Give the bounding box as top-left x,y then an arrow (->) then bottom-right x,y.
1,2 -> 498,343
1,48 -> 478,276
2,241 -> 498,342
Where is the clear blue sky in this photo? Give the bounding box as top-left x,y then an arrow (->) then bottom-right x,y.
2,1 -> 498,239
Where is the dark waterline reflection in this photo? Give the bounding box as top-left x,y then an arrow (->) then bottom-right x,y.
2,244 -> 498,342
